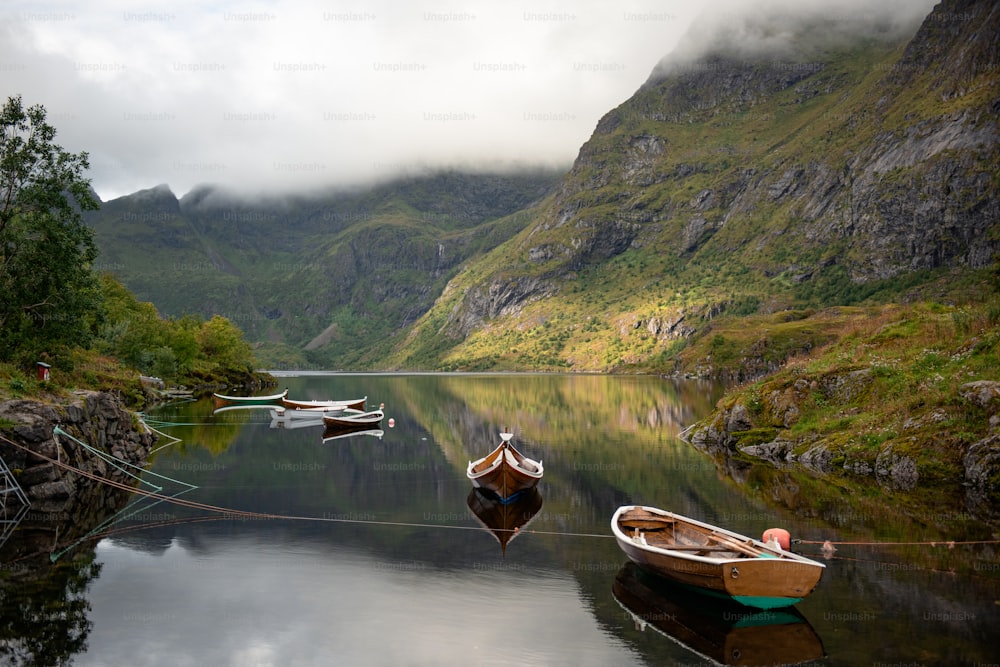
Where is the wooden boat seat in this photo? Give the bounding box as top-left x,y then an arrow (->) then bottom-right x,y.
620,518 -> 674,531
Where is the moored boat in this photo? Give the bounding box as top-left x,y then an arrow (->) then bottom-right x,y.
269,406 -> 349,420
281,396 -> 367,411
611,505 -> 825,609
322,408 -> 384,428
466,432 -> 543,500
212,389 -> 288,407
214,403 -> 281,414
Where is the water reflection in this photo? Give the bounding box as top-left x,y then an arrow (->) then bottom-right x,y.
321,425 -> 386,442
2,374 -> 998,665
612,562 -> 825,666
466,487 -> 544,556
0,478 -> 141,666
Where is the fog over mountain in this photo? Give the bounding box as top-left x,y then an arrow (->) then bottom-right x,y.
651,0 -> 936,80
3,0 -> 937,200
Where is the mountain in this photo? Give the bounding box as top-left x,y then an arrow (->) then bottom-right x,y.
86,0 -> 999,372
390,0 -> 1000,370
84,170 -> 562,367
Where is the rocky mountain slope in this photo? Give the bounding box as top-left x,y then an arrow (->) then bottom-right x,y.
393,0 -> 999,371
84,0 -> 998,374
84,171 -> 561,367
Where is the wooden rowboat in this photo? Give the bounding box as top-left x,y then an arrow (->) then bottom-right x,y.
466,432 -> 543,500
322,408 -> 384,428
212,389 -> 287,407
611,505 -> 825,609
281,396 -> 367,411
214,403 -> 280,414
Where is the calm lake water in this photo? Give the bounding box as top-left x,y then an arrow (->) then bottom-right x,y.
2,373 -> 998,666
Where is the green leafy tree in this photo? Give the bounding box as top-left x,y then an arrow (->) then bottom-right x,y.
0,95 -> 100,361
196,315 -> 255,371
95,274 -> 257,380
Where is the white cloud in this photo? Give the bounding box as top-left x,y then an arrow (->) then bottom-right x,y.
1,0 -> 937,200
2,0 -> 700,199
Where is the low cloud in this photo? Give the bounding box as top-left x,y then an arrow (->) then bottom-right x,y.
2,0 -> 937,199
652,0 -> 937,78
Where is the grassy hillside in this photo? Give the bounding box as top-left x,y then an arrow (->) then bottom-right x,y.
85,1 -> 998,382
680,281 -> 1000,512
389,3 -> 999,372
85,171 -> 563,369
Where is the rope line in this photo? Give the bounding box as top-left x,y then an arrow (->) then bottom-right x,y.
49,487 -> 199,562
138,419 -> 242,427
53,426 -> 161,493
0,431 -> 611,540
797,539 -> 1000,548
144,422 -> 185,455
53,425 -> 197,490
5,431 -> 998,550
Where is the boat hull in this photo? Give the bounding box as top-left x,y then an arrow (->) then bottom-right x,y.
271,406 -> 348,419
467,437 -> 543,500
612,505 -> 825,609
212,389 -> 288,407
281,397 -> 366,411
321,409 -> 384,428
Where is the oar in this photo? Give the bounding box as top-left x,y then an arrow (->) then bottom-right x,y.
665,544 -> 740,552
706,531 -> 769,557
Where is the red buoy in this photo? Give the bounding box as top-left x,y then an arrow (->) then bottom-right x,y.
762,527 -> 791,551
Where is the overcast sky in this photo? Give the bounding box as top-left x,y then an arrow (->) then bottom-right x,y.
2,0 -> 935,200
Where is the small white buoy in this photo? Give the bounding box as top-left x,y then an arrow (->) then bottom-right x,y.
388,418 -> 395,428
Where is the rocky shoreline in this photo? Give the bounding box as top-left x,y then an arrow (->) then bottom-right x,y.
686,376 -> 1000,523
0,391 -> 157,511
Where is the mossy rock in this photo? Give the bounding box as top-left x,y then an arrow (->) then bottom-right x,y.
732,427 -> 780,448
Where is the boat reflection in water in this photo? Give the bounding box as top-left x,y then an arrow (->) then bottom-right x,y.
269,415 -> 325,430
266,413 -> 385,440
613,562 -> 825,666
321,423 -> 385,442
466,486 -> 543,556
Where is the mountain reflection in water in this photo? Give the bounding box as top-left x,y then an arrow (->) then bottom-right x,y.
0,373 -> 997,666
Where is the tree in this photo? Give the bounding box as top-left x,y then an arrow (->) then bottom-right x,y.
0,95 -> 100,361
196,315 -> 255,372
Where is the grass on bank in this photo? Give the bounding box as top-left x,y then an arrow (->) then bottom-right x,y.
690,287 -> 1000,488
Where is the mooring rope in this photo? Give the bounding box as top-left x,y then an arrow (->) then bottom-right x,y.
138,418 -> 242,427
796,538 -> 1000,548
52,426 -> 161,492
0,431 -> 612,542
6,431 -> 1000,554
53,425 -> 196,490
48,487 -> 199,562
145,424 -> 184,455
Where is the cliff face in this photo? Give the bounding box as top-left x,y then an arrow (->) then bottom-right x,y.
438,0 -> 999,340
85,171 -> 561,367
0,391 -> 157,510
